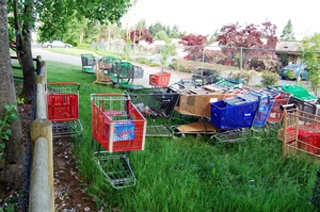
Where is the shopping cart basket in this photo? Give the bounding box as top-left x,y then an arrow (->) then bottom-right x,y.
210,93 -> 261,130
91,94 -> 147,189
126,87 -> 179,136
174,87 -> 240,118
113,62 -> 143,89
46,82 -> 83,138
278,104 -> 320,158
264,89 -> 291,125
309,169 -> 320,209
149,69 -> 171,87
81,54 -> 96,73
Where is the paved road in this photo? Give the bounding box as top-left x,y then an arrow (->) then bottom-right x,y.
31,46 -> 305,88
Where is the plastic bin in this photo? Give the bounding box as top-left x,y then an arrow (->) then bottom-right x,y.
211,95 -> 260,130
149,72 -> 171,87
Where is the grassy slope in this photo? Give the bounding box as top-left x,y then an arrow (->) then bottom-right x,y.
45,57 -> 319,211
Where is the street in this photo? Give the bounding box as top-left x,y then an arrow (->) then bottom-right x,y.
31,45 -> 307,88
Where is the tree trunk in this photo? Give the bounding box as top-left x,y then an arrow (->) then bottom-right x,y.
13,0 -> 35,103
0,0 -> 26,191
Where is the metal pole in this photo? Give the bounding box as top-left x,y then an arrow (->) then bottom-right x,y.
297,50 -> 304,85
240,47 -> 243,81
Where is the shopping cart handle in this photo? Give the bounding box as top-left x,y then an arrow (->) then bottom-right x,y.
280,104 -> 296,111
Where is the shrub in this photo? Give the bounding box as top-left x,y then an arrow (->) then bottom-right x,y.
261,72 -> 279,87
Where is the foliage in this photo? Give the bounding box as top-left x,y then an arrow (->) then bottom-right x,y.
160,42 -> 177,66
281,20 -> 296,41
261,72 -> 279,87
216,22 -> 280,72
148,21 -> 181,38
154,30 -> 170,42
0,103 -> 20,160
179,34 -> 208,61
301,33 -> 320,95
127,29 -> 154,44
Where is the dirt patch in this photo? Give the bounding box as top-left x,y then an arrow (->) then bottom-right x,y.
53,137 -> 97,211
1,103 -> 99,211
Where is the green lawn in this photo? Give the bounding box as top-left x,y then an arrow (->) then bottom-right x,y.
45,60 -> 319,211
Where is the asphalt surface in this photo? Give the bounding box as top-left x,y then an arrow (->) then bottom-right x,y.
31,45 -> 304,88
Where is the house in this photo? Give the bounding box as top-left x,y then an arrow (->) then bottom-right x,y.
275,40 -> 303,66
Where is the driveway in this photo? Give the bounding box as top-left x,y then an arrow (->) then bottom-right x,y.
31,45 -> 307,88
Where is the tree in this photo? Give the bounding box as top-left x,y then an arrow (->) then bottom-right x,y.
127,29 -> 153,44
301,33 -> 320,95
216,21 -> 280,72
0,0 -> 25,191
281,20 -> 296,41
7,0 -> 132,102
179,34 -> 208,61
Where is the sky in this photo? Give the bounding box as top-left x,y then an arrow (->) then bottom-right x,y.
121,0 -> 320,40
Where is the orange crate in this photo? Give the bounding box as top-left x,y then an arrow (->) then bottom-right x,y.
149,72 -> 171,87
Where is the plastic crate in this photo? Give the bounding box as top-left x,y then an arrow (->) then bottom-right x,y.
91,94 -> 146,153
149,72 -> 171,87
211,96 -> 260,130
47,93 -> 79,122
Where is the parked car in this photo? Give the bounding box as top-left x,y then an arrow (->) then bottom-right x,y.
42,40 -> 73,48
279,64 -> 309,80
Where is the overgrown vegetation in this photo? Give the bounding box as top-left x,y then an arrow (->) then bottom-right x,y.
0,99 -> 24,160
44,60 -> 319,211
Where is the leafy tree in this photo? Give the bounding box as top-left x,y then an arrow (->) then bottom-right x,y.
170,25 -> 181,38
216,21 -> 280,72
7,0 -> 132,102
134,19 -> 147,31
179,34 -> 208,61
148,21 -> 164,37
281,19 -> 296,41
154,30 -> 170,42
0,0 -> 25,192
127,29 -> 153,44
301,33 -> 320,95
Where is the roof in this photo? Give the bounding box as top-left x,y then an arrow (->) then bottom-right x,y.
276,41 -> 301,52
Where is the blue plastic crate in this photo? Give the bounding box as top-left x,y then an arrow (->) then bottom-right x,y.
211,98 -> 260,130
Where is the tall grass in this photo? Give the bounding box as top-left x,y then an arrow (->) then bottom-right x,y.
45,60 -> 319,211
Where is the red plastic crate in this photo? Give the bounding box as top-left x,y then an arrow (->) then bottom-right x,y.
149,72 -> 171,87
47,93 -> 79,122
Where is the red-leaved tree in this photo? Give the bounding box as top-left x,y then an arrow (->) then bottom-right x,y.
127,29 -> 154,44
216,21 -> 281,72
179,34 -> 208,61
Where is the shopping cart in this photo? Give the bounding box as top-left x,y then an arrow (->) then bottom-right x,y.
265,89 -> 291,125
45,82 -> 83,138
113,62 -> 143,89
90,93 -> 146,189
278,104 -> 320,158
171,87 -> 241,137
149,68 -> 171,87
126,87 -> 179,136
81,54 -> 97,73
309,169 -> 320,209
191,67 -> 219,86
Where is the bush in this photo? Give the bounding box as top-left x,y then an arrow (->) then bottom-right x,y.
261,72 -> 279,87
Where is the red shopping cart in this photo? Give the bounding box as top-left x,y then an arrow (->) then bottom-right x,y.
278,104 -> 320,158
46,82 -> 83,138
90,93 -> 146,189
